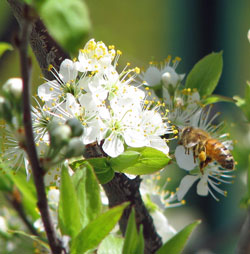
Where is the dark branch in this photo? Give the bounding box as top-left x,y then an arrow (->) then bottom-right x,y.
16,4 -> 63,254
7,0 -> 70,80
8,1 -> 163,253
86,144 -> 162,254
5,189 -> 39,236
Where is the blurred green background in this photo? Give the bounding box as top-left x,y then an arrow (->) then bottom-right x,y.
0,0 -> 249,253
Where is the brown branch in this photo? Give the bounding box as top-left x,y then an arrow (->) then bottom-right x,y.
7,1 -> 163,253
5,190 -> 39,236
86,144 -> 162,254
7,0 -> 70,80
16,4 -> 63,254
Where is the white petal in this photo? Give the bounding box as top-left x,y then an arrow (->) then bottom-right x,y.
197,177 -> 209,196
140,66 -> 161,86
37,81 -> 60,101
149,136 -> 169,154
102,133 -> 124,157
59,59 -> 78,83
175,145 -> 197,171
176,175 -> 199,201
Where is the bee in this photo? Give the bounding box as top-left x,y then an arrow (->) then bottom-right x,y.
178,126 -> 235,173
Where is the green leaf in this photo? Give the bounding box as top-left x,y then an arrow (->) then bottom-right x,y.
87,158 -> 115,184
156,220 -> 201,254
234,82 -> 250,122
185,52 -> 223,97
109,150 -> 141,171
0,42 -> 13,58
9,170 -> 39,220
202,94 -> 236,106
36,0 -> 91,55
59,164 -> 82,238
97,235 -> 124,254
122,208 -> 144,254
111,147 -> 170,175
71,202 -> 129,254
8,229 -> 50,250
72,161 -> 102,228
0,172 -> 13,192
240,154 -> 250,208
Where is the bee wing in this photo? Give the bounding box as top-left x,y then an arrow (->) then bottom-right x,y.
185,141 -> 199,148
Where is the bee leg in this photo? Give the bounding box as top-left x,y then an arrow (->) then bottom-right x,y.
198,151 -> 207,174
199,156 -> 212,174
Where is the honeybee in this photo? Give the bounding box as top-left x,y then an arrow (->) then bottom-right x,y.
178,126 -> 235,173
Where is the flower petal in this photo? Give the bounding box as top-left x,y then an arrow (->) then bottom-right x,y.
175,145 -> 197,171
176,175 -> 199,201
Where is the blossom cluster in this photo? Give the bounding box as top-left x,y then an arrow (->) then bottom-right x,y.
140,58 -> 235,202
36,39 -> 172,158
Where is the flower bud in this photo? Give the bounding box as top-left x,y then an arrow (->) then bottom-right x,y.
50,124 -> 72,147
161,67 -> 180,87
0,96 -> 12,123
64,137 -> 85,158
66,118 -> 84,137
3,78 -> 23,99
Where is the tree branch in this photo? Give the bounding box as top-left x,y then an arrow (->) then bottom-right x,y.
5,189 -> 39,236
16,4 -> 63,254
8,1 -> 163,253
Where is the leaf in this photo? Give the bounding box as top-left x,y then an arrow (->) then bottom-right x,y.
109,150 -> 141,171
58,164 -> 82,238
71,202 -> 129,254
185,52 -> 223,97
111,147 -> 170,175
36,0 -> 91,55
156,220 -> 201,254
0,42 -> 13,58
87,158 -> 115,184
97,235 -> 124,254
9,170 -> 39,220
72,161 -> 102,228
8,229 -> 50,250
202,94 -> 236,106
122,208 -> 144,254
234,82 -> 250,122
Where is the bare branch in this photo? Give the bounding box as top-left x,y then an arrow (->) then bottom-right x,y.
17,5 -> 63,254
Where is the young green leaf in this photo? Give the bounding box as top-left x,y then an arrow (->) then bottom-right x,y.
8,169 -> 39,220
109,150 -> 141,171
0,42 -> 13,58
58,164 -> 82,238
87,157 -> 115,184
202,94 -> 235,106
156,220 -> 201,254
36,0 -> 91,55
71,202 -> 129,254
234,82 -> 250,122
185,52 -> 223,97
72,162 -> 102,228
122,208 -> 144,254
97,235 -> 124,254
112,147 -> 170,175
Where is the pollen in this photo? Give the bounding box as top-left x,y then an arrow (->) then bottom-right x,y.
48,64 -> 53,71
181,200 -> 186,205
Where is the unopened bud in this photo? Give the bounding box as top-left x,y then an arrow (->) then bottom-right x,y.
3,78 -> 23,99
66,118 -> 84,137
64,137 -> 85,158
0,96 -> 12,123
50,124 -> 71,147
161,67 -> 179,87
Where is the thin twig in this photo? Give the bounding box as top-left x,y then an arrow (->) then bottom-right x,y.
5,192 -> 39,236
18,5 -> 63,254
